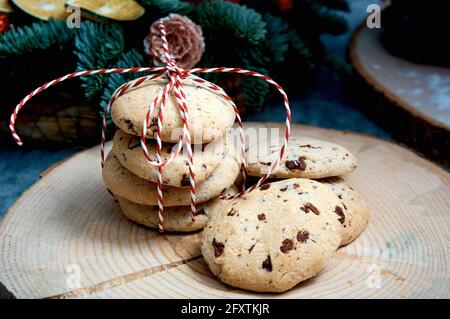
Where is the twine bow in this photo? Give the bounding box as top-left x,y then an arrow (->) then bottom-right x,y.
9,20 -> 292,232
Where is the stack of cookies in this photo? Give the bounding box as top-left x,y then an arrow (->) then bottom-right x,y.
100,76 -> 369,292
202,136 -> 369,292
102,77 -> 240,232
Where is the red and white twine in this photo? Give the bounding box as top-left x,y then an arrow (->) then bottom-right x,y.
9,21 -> 292,232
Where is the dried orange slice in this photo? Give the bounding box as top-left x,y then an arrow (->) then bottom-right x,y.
65,0 -> 145,21
12,0 -> 68,20
0,0 -> 14,13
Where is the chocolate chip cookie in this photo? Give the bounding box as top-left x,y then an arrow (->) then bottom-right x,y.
246,136 -> 357,179
201,178 -> 343,292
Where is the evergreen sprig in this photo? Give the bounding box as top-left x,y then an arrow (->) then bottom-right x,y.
241,65 -> 270,112
262,13 -> 292,64
139,0 -> 192,15
309,3 -> 349,35
196,0 -> 267,45
0,20 -> 75,56
75,22 -> 125,100
100,48 -> 145,124
237,13 -> 311,110
0,0 -> 352,119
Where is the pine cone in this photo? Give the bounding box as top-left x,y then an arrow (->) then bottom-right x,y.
145,14 -> 205,69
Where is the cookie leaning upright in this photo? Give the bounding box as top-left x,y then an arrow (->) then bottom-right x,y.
111,77 -> 236,143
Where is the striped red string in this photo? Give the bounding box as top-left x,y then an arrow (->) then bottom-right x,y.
9,19 -> 292,232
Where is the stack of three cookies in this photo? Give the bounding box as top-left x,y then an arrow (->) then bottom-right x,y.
202,135 -> 369,292
102,77 -> 240,232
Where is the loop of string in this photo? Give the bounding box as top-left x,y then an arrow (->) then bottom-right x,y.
9,20 -> 292,232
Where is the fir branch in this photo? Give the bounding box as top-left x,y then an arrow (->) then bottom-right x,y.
263,13 -> 297,64
196,0 -> 267,45
75,22 -> 125,100
239,59 -> 270,111
322,56 -> 353,77
138,0 -> 192,14
248,13 -> 312,79
288,33 -> 312,67
242,72 -> 270,111
309,3 -> 349,35
100,49 -> 145,125
0,20 -> 75,56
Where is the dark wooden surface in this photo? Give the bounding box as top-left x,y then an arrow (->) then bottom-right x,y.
349,24 -> 450,166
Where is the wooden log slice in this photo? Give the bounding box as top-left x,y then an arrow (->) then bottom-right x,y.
0,123 -> 449,298
349,24 -> 450,165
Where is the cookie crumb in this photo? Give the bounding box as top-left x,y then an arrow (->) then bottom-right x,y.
260,184 -> 271,191
257,213 -> 266,221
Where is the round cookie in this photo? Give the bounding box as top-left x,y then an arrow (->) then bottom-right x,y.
102,150 -> 240,206
111,77 -> 236,143
112,130 -> 228,187
246,136 -> 357,179
320,177 -> 369,246
116,186 -> 238,232
201,178 -> 343,293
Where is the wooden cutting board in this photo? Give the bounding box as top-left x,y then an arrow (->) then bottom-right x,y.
0,123 -> 449,299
